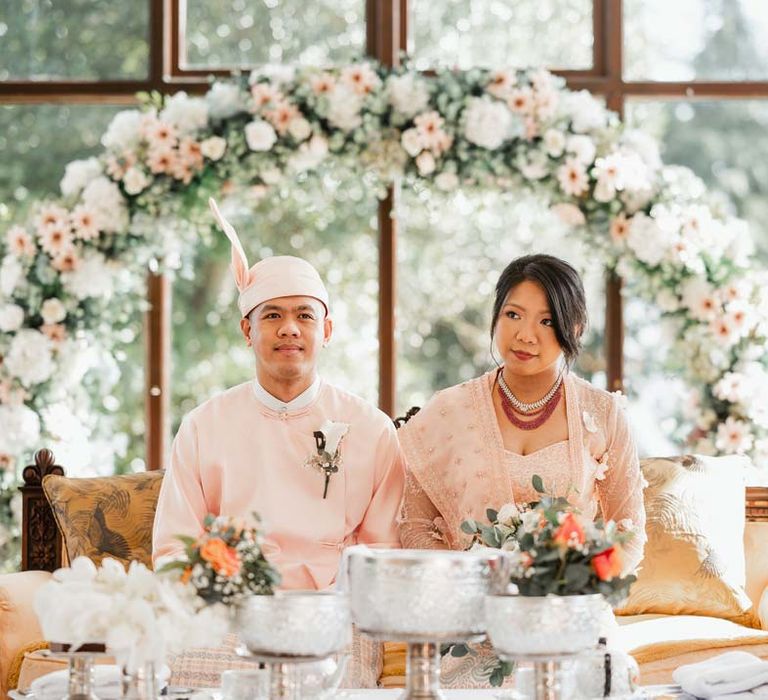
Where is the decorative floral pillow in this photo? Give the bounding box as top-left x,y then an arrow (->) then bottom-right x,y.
616,455 -> 759,627
42,472 -> 164,568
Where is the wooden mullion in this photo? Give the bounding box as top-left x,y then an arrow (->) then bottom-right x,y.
592,0 -> 607,76
600,0 -> 625,393
622,81 -> 768,98
148,0 -> 165,88
368,1 -> 401,416
145,272 -> 170,471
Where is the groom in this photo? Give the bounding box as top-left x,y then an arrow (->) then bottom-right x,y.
153,199 -> 404,591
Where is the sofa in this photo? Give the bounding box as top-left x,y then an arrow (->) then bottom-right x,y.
1,450 -> 768,697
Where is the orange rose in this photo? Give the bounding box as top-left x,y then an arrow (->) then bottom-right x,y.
591,545 -> 624,581
180,566 -> 193,584
200,538 -> 241,577
553,512 -> 586,548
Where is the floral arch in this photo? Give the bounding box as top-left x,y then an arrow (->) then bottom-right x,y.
1,62 -> 767,499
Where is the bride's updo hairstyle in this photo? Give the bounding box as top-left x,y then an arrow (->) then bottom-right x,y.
491,254 -> 588,367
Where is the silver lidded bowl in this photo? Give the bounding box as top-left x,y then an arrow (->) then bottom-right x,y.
485,593 -> 606,658
346,548 -> 509,641
234,591 -> 351,659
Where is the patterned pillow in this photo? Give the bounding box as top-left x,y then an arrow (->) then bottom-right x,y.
42,471 -> 164,568
616,455 -> 759,627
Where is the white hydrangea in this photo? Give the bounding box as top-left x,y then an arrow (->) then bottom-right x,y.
625,213 -> 668,267
122,167 -> 151,196
387,73 -> 430,119
561,90 -> 606,133
61,250 -> 114,301
326,87 -> 363,132
41,297 -> 67,324
0,403 -> 41,455
160,92 -> 209,135
5,329 -> 55,386
0,303 -> 24,332
101,110 -> 143,152
463,96 -> 516,150
81,176 -> 128,233
60,157 -> 103,198
0,255 -> 23,298
205,82 -> 245,120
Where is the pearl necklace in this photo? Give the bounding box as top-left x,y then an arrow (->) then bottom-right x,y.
498,370 -> 563,415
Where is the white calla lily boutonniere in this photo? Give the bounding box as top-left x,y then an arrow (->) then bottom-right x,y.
305,419 -> 350,499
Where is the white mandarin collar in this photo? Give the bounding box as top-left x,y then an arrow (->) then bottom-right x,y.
252,375 -> 321,413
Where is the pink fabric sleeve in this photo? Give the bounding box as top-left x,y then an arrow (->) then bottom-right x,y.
595,394 -> 647,574
355,425 -> 406,548
152,415 -> 210,566
398,465 -> 450,550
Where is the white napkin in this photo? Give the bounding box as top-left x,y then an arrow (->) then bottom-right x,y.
673,651 -> 768,698
29,664 -> 170,699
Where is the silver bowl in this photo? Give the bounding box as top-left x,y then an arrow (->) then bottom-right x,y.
234,591 -> 351,659
346,548 -> 509,641
485,593 -> 606,659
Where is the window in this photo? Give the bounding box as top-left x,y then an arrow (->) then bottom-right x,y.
4,1 -> 767,467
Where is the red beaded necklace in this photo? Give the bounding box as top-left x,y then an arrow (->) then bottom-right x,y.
497,381 -> 563,431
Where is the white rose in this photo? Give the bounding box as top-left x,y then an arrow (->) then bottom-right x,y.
565,135 -> 596,165
307,134 -> 328,158
326,88 -> 363,132
415,151 -> 436,176
463,96 -> 515,150
260,167 -> 283,185
288,117 -> 312,142
401,128 -> 423,157
5,329 -> 54,386
160,92 -> 209,135
102,110 -> 143,152
205,82 -> 245,119
81,177 -> 128,233
61,250 -> 114,301
245,120 -> 278,151
200,136 -> 227,161
496,503 -> 519,525
0,404 -> 41,455
656,288 -> 680,313
0,255 -> 23,297
593,179 -> 616,202
387,74 -> 430,119
0,303 -> 24,332
521,510 -> 540,533
122,167 -> 151,196
60,157 -> 102,198
543,129 -> 566,157
551,203 -> 586,227
41,298 -> 67,324
520,151 -> 549,180
434,172 -> 459,191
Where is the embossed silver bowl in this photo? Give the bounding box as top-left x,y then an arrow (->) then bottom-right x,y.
346,548 -> 509,641
485,593 -> 605,658
234,591 -> 351,658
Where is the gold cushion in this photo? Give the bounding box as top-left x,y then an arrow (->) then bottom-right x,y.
42,471 -> 164,569
616,455 -> 758,627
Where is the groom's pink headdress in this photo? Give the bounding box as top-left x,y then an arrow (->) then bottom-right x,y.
209,198 -> 329,318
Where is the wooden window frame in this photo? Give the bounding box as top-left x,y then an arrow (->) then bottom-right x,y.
4,1 -> 768,469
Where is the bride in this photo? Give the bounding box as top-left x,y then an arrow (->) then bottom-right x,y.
398,253 -> 646,687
